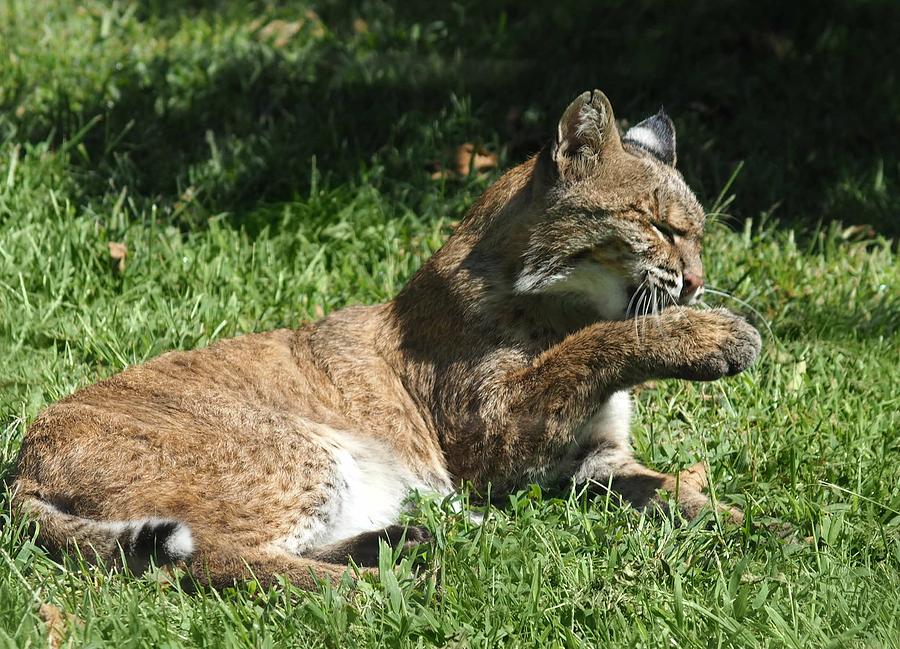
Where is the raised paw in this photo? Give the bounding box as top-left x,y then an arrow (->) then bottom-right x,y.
718,313 -> 762,377
673,309 -> 762,381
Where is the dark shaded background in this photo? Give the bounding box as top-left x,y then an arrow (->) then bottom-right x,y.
7,0 -> 899,236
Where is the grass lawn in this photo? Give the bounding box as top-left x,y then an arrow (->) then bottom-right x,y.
1,2 -> 898,647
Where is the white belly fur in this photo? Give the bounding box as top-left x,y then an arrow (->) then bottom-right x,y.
575,390 -> 633,448
280,431 -> 437,555
325,433 -> 422,541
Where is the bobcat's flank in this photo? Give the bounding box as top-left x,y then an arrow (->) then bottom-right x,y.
10,90 -> 761,590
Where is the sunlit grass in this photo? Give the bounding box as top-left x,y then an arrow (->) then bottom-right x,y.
1,2 -> 898,647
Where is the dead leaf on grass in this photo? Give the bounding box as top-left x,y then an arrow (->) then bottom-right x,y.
840,224 -> 876,241
256,11 -> 326,47
786,360 -> 807,392
455,143 -> 497,176
427,144 -> 497,180
39,603 -> 80,649
428,166 -> 454,181
632,380 -> 658,396
108,241 -> 127,272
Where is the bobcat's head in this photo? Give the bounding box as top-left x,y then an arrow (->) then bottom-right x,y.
509,90 -> 706,321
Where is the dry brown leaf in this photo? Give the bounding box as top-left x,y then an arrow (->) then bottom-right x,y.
258,19 -> 301,47
762,32 -> 794,59
304,10 -> 326,38
39,603 -> 79,649
352,17 -> 369,34
108,241 -> 127,272
429,169 -> 455,181
840,224 -> 876,241
257,11 -> 325,47
455,143 -> 497,176
428,144 -> 497,181
631,380 -> 658,396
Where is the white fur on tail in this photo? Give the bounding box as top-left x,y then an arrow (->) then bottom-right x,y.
23,496 -> 193,570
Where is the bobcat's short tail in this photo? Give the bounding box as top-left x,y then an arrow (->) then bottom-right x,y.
12,480 -> 366,590
12,485 -> 193,574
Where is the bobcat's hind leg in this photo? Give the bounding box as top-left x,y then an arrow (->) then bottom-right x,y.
573,446 -> 743,524
184,543 -> 374,591
307,525 -> 433,566
183,526 -> 434,591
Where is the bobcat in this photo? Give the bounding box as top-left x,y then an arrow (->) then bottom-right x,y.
10,90 -> 761,590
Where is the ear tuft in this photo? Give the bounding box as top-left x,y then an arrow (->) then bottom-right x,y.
623,108 -> 677,166
552,90 -> 621,171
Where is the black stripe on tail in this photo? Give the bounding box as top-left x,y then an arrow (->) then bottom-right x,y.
122,519 -> 194,574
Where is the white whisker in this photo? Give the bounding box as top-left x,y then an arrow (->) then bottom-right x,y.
651,285 -> 663,332
626,278 -> 648,319
639,286 -> 654,342
664,287 -> 678,308
635,290 -> 647,342
703,287 -> 775,340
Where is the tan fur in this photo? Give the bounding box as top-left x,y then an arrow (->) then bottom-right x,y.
10,90 -> 760,589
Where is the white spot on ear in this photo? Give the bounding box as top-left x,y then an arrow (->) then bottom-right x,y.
624,125 -> 662,155
163,523 -> 194,560
623,110 -> 676,165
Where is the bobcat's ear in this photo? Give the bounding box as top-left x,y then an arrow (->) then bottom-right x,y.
623,108 -> 677,166
552,90 -> 622,175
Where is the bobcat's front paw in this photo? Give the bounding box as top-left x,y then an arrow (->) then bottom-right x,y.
672,309 -> 762,381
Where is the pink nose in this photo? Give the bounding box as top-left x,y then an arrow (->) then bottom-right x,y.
681,272 -> 704,299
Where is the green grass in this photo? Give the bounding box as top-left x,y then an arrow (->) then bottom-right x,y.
1,1 -> 899,647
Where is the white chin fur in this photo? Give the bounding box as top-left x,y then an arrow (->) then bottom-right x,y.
517,260 -> 630,320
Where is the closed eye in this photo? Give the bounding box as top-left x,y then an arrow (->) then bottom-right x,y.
652,222 -> 677,243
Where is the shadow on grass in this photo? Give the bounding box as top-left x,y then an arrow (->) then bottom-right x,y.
15,0 -> 900,237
